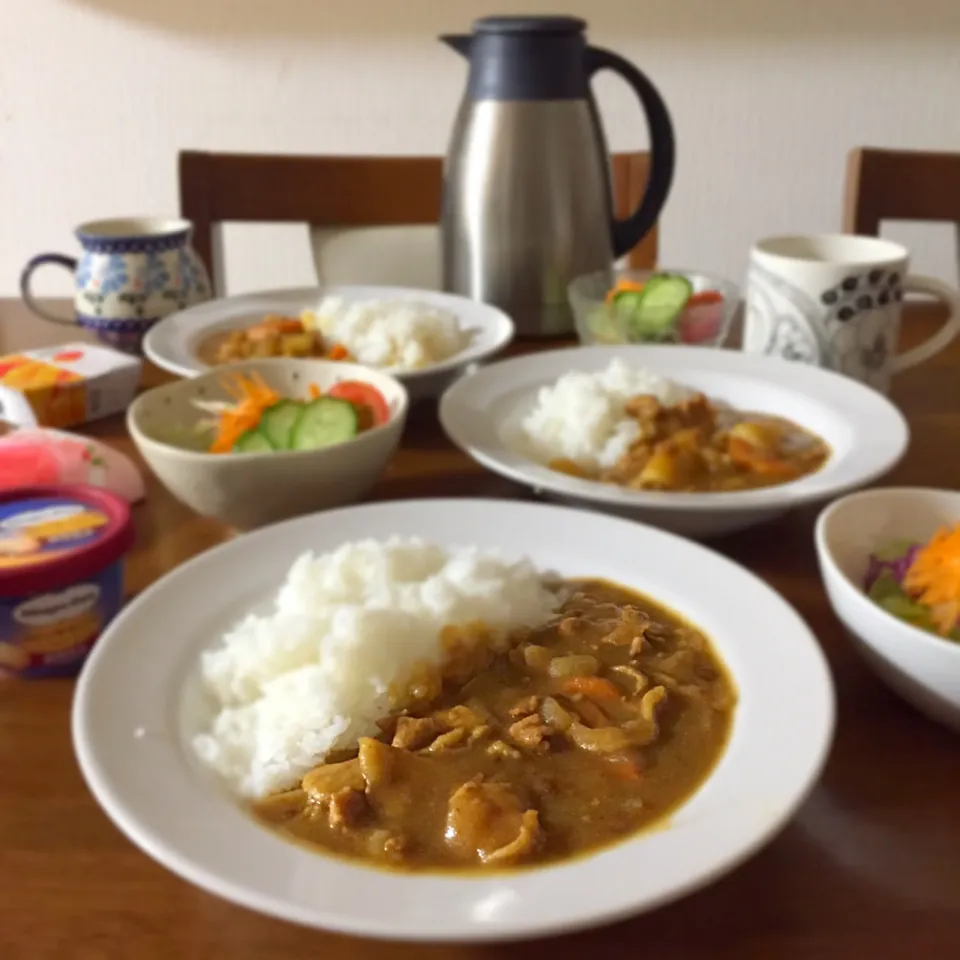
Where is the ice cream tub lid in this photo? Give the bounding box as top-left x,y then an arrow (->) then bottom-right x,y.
0,484 -> 134,596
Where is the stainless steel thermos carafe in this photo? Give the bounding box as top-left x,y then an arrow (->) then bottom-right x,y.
440,15 -> 675,337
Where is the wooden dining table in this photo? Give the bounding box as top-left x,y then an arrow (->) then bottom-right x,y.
2,305 -> 959,960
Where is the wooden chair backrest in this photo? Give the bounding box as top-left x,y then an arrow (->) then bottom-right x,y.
843,147 -> 960,238
179,150 -> 659,289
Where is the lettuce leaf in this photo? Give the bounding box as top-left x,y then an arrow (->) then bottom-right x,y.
864,540 -> 921,592
866,568 -> 960,643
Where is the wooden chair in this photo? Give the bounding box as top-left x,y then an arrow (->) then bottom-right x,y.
843,147 -> 960,279
179,150 -> 658,292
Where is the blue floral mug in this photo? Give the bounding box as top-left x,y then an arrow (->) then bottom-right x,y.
20,217 -> 212,354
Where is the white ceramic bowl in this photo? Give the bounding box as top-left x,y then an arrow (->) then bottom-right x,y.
815,487 -> 960,734
73,498 -> 834,941
128,358 -> 407,530
143,284 -> 515,401
439,345 -> 910,539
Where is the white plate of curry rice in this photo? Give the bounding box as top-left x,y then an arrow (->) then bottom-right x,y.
143,285 -> 515,401
440,346 -> 909,538
72,499 -> 834,941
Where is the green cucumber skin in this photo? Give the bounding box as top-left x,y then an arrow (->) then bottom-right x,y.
259,400 -> 304,450
290,397 -> 358,451
611,291 -> 646,313
642,274 -> 694,311
624,274 -> 693,339
232,429 -> 275,454
229,396 -> 363,455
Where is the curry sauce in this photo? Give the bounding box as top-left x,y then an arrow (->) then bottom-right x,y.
550,393 -> 829,492
252,579 -> 736,873
195,316 -> 338,367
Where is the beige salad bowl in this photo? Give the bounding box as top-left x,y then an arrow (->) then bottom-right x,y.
128,358 -> 408,530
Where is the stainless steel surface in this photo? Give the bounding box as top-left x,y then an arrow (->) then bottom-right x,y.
442,100 -> 616,338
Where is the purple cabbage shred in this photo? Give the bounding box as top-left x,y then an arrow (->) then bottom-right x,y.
863,544 -> 921,592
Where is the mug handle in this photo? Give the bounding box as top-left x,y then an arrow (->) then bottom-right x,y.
19,253 -> 78,326
892,275 -> 960,373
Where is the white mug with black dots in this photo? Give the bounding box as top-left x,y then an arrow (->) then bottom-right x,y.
743,233 -> 960,393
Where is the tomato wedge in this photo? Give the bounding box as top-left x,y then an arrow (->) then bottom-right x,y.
327,380 -> 391,426
687,290 -> 724,307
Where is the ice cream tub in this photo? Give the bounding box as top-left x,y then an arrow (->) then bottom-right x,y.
0,484 -> 134,678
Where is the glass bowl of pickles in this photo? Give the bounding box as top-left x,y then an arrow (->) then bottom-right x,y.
568,268 -> 741,347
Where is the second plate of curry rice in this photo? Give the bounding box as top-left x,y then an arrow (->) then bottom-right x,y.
439,345 -> 908,538
72,498 -> 834,941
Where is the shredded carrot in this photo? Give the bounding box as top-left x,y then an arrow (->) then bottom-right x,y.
561,676 -> 622,701
904,524 -> 960,635
208,372 -> 281,453
309,383 -> 322,400
219,375 -> 243,403
605,278 -> 645,304
328,343 -> 349,361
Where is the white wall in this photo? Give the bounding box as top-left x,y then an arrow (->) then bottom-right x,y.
2,0 -> 959,299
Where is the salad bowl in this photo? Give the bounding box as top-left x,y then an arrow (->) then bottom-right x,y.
815,487 -> 960,734
128,357 -> 408,530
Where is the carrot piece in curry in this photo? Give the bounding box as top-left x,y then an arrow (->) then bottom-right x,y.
607,758 -> 643,781
561,676 -> 622,701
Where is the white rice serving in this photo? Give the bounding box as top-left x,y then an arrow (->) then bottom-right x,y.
305,297 -> 469,371
520,359 -> 691,471
192,538 -> 559,798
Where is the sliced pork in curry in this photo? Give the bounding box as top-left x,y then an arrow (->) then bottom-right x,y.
251,579 -> 736,872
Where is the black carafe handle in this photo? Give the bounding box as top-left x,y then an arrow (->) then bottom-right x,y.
586,46 -> 676,259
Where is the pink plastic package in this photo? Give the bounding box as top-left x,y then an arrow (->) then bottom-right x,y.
0,425 -> 145,503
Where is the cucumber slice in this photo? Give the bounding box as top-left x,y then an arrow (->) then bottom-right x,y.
622,274 -> 693,340
587,307 -> 621,344
611,291 -> 647,341
290,397 -> 358,451
259,400 -> 304,450
233,429 -> 275,454
612,291 -> 646,313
